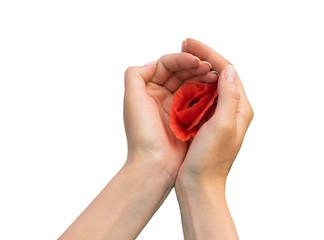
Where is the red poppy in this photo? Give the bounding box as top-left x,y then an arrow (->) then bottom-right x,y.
169,81 -> 218,141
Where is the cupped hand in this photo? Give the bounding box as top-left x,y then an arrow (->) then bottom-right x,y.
176,39 -> 254,188
123,53 -> 218,182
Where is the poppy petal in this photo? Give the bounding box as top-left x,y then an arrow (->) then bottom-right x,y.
169,81 -> 218,141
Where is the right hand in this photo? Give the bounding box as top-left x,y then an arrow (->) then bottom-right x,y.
176,38 -> 254,189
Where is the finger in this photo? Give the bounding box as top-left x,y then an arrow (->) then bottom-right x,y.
151,53 -> 201,85
182,38 -> 231,73
196,71 -> 219,83
210,65 -> 240,132
164,70 -> 219,93
162,60 -> 213,92
182,38 -> 245,94
183,38 -> 253,133
173,61 -> 212,80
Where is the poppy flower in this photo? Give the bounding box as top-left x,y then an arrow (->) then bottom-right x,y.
169,81 -> 218,141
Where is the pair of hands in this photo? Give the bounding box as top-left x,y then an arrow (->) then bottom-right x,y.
59,38 -> 254,240
124,38 -> 253,192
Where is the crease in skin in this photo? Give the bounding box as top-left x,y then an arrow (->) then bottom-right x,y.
145,82 -> 171,129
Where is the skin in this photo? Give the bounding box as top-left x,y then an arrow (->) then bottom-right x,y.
58,52 -> 218,240
59,39 -> 253,240
175,38 -> 254,240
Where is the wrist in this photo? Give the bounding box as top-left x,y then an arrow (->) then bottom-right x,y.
125,155 -> 175,193
175,180 -> 227,218
175,173 -> 238,240
175,168 -> 227,196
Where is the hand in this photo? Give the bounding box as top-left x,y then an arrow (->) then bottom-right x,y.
173,38 -> 254,240
123,53 -> 218,183
59,52 -> 219,240
176,38 -> 254,189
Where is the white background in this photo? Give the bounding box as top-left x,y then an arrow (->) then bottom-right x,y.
1,0 -> 323,239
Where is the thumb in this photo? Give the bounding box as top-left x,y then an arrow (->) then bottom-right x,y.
123,62 -> 157,134
124,62 -> 157,94
212,65 -> 240,128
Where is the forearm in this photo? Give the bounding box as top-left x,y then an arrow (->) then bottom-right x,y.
175,180 -> 238,240
59,160 -> 173,240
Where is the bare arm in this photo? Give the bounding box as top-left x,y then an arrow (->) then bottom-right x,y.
176,180 -> 238,240
59,160 -> 173,240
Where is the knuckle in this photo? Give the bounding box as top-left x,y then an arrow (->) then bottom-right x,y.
249,106 -> 254,121
124,66 -> 136,78
159,53 -> 170,60
218,121 -> 236,137
227,87 -> 240,101
239,104 -> 254,126
244,104 -> 254,122
124,66 -> 138,86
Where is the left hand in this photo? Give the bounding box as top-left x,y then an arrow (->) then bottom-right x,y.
123,53 -> 218,183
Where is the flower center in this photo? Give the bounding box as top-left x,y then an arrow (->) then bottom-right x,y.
188,98 -> 200,108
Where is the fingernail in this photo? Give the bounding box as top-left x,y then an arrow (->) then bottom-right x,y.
202,61 -> 212,69
211,70 -> 219,77
182,38 -> 188,49
194,56 -> 201,64
224,65 -> 235,82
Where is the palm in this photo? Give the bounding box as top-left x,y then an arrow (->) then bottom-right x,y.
145,83 -> 188,172
124,53 -> 217,180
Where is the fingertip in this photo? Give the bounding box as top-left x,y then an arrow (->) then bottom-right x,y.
217,66 -> 240,102
125,62 -> 157,85
210,71 -> 219,82
218,65 -> 236,84
182,38 -> 188,52
202,61 -> 212,70
193,56 -> 201,65
182,38 -> 196,50
142,61 -> 158,79
211,70 -> 219,77
181,53 -> 202,68
198,71 -> 219,83
144,61 -> 157,71
182,38 -> 193,52
194,61 -> 213,75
